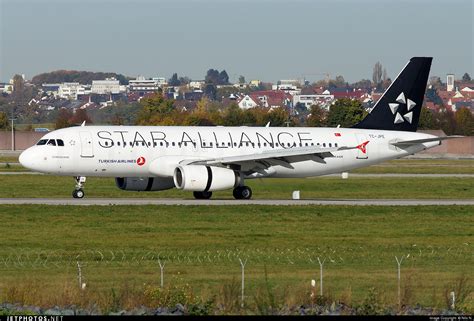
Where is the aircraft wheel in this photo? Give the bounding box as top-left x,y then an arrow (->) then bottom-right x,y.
193,191 -> 212,200
73,189 -> 85,199
233,186 -> 252,200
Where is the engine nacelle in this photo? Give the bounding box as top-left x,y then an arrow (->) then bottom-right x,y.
173,165 -> 240,191
115,177 -> 175,191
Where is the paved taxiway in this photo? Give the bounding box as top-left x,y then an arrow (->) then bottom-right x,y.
1,198 -> 473,206
1,172 -> 474,178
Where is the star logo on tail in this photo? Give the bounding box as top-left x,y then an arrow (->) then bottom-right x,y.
388,92 -> 416,124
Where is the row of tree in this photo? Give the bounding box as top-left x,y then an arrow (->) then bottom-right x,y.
2,92 -> 471,136
31,70 -> 129,85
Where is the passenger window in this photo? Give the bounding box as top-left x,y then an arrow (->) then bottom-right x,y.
47,139 -> 56,146
160,142 -> 163,146
37,139 -> 47,146
172,142 -> 175,146
329,143 -> 332,147
105,141 -> 109,146
118,142 -> 121,146
323,143 -> 326,147
57,139 -> 64,146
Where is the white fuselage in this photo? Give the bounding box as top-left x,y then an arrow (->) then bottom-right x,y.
19,125 -> 439,179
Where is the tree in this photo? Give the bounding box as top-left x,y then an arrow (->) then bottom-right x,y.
433,106 -> 456,135
418,106 -> 434,129
203,84 -> 217,100
70,108 -> 92,125
454,107 -> 473,136
0,111 -> 9,129
462,73 -> 471,82
306,105 -> 327,127
55,108 -> 73,129
218,70 -> 229,85
168,73 -> 181,86
205,69 -> 220,84
267,107 -> 291,127
136,93 -> 175,125
238,75 -> 246,84
326,98 -> 367,127
222,103 -> 244,126
372,62 -> 383,88
12,74 -> 25,93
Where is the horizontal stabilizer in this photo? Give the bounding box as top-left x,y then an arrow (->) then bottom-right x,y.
390,136 -> 463,147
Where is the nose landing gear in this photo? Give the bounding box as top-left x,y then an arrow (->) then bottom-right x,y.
73,176 -> 86,199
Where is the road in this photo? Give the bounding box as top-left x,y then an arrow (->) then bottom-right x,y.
0,198 -> 473,206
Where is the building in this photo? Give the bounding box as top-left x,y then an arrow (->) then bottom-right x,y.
447,74 -> 455,91
58,83 -> 86,99
293,94 -> 334,110
238,90 -> 292,109
189,80 -> 205,91
128,76 -> 161,95
91,78 -> 121,94
0,83 -> 13,94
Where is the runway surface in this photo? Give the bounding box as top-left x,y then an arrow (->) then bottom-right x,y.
1,172 -> 474,178
1,198 -> 473,206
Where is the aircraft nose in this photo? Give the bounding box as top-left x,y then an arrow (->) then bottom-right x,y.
19,148 -> 36,170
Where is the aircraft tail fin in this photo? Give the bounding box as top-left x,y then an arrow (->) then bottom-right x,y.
353,57 -> 432,132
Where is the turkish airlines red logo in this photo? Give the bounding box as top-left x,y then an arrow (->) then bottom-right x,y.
137,157 -> 146,166
356,141 -> 369,154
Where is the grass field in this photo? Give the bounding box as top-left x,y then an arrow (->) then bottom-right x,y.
1,158 -> 474,174
0,204 -> 472,313
1,175 -> 472,199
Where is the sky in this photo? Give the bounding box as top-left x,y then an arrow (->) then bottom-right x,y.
0,0 -> 472,83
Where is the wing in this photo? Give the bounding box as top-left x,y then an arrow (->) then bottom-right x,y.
390,135 -> 463,147
181,144 -> 361,171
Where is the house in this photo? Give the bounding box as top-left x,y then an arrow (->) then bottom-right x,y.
237,90 -> 292,109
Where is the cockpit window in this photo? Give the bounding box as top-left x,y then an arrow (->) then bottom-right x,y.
37,139 -> 47,146
57,139 -> 64,146
47,139 -> 56,146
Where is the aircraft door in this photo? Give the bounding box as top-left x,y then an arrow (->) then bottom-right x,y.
355,133 -> 369,159
80,131 -> 94,158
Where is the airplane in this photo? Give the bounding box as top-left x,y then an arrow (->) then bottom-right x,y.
19,57 -> 460,200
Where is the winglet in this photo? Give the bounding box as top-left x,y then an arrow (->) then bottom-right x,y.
265,122 -> 270,127
81,121 -> 86,127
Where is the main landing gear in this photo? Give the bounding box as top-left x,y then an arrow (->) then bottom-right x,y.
233,186 -> 252,200
192,186 -> 252,200
73,176 -> 86,199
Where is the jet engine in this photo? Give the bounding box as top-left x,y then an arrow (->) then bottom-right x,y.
173,165 -> 240,191
115,177 -> 175,191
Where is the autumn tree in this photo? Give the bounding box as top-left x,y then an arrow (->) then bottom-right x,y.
70,108 -> 92,125
454,107 -> 473,136
418,106 -> 434,129
306,104 -> 327,127
326,98 -> 367,127
136,93 -> 175,125
55,108 -> 74,129
0,111 -> 9,129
